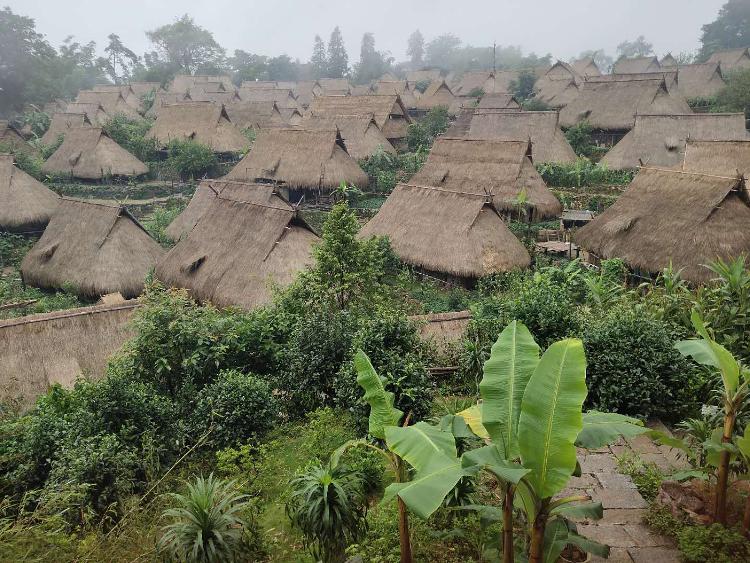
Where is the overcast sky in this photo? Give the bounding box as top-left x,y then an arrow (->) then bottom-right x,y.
7,0 -> 727,63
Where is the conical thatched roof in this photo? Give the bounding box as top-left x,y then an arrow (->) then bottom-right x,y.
676,63 -> 726,99
156,182 -> 318,309
224,101 -> 288,130
0,300 -> 139,409
360,183 -> 530,279
571,57 -> 602,77
680,140 -> 750,176
559,78 -> 692,131
224,128 -> 369,190
706,48 -> 750,72
410,137 -> 561,219
300,114 -> 396,160
165,179 -> 238,241
307,94 -> 411,141
293,80 -> 322,107
41,112 -> 91,145
21,199 -> 164,298
660,54 -> 678,68
238,87 -> 301,110
415,80 -> 456,111
468,110 -> 578,165
0,122 -> 38,159
146,91 -> 191,118
575,167 -> 750,284
65,101 -> 110,125
477,93 -> 521,110
169,74 -> 234,94
75,90 -> 142,120
0,154 -> 60,233
145,102 -> 248,152
612,56 -> 662,74
42,127 -> 148,179
601,114 -> 749,170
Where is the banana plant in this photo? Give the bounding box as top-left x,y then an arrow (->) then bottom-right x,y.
735,424 -> 750,535
676,310 -> 750,525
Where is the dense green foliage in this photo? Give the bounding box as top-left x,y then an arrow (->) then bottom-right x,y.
537,158 -> 635,187
406,106 -> 450,151
564,121 -> 608,160
699,0 -> 750,61
165,139 -> 220,180
102,114 -> 159,162
508,69 -> 537,101
359,147 -> 427,193
714,68 -> 750,114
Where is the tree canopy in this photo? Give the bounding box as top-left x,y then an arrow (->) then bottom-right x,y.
616,36 -> 654,58
700,0 -> 750,61
144,14 -> 225,75
407,30 -> 425,66
326,26 -> 349,78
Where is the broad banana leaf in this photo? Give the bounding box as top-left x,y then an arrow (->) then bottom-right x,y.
354,350 -> 403,440
479,321 -> 540,458
542,518 -> 570,563
518,338 -> 587,499
457,404 -> 489,439
704,427 -> 738,468
675,311 -> 740,394
576,411 -> 646,449
551,501 -> 603,520
439,413 -> 475,438
462,444 -> 530,484
736,424 -> 750,460
565,528 -> 610,559
648,430 -> 691,454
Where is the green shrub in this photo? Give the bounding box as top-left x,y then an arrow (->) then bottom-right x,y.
165,139 -> 218,180
714,68 -> 750,114
189,370 -> 279,448
616,452 -> 664,501
141,200 -> 186,247
102,114 -> 159,162
509,69 -> 537,101
21,110 -> 50,138
564,120 -> 598,158
521,98 -> 551,111
677,524 -> 750,563
537,158 -> 635,187
407,106 -> 450,151
359,147 -> 427,193
414,79 -> 431,94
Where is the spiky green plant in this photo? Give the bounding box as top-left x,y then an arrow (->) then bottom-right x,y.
158,474 -> 250,563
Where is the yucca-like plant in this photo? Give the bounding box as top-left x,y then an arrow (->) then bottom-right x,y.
286,464 -> 367,563
158,474 -> 250,563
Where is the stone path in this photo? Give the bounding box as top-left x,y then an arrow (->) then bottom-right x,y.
560,428 -> 687,563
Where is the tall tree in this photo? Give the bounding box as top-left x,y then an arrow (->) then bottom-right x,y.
406,30 -> 425,67
103,34 -> 139,84
326,26 -> 349,78
616,36 -> 654,58
267,55 -> 299,81
311,35 -> 328,79
227,50 -> 269,85
425,34 -> 461,69
145,14 -> 225,75
354,33 -> 392,84
699,0 -> 750,61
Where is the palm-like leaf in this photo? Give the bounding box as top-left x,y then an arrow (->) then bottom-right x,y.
576,411 -> 646,449
354,350 -> 403,440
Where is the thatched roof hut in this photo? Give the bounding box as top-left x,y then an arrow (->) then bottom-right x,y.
165,179 -> 233,241
0,121 -> 39,157
477,93 -> 521,110
300,115 -> 396,160
224,101 -> 289,130
534,61 -> 583,107
0,301 -> 139,408
307,94 -> 411,141
410,310 -> 471,350
575,167 -> 750,284
224,128 -> 369,191
612,56 -> 662,74
468,110 -> 578,164
43,99 -> 69,115
75,90 -> 142,121
559,78 -> 692,131
65,101 -> 110,126
680,140 -> 750,176
593,71 -> 679,92
42,127 -> 147,179
293,80 -> 323,107
360,183 -> 530,279
237,87 -> 302,111
91,84 -> 141,111
145,102 -> 248,153
146,91 -> 191,118
453,71 -> 496,95
169,74 -> 234,93
0,154 -> 59,233
660,54 -> 678,68
40,112 -> 91,145
156,182 -> 318,309
601,113 -> 748,170
188,88 -> 242,104
410,137 -> 561,219
372,80 -> 418,108
406,69 -> 442,85
241,80 -> 285,90
676,63 -> 726,99
21,199 -> 164,298
415,79 -> 456,111
543,61 -> 582,82
571,56 -> 602,77
318,78 -> 351,96
706,48 -> 750,72
129,82 -> 162,98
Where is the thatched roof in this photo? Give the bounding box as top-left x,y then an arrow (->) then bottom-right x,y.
676,63 -> 726,99
237,87 -> 302,110
188,88 -> 242,104
318,78 -> 351,95
300,115 -> 396,160
91,84 -> 141,111
21,199 -> 164,298
65,101 -> 110,126
41,127 -> 148,179
706,48 -> 750,72
612,56 -> 662,74
590,71 -> 679,92
156,182 -> 318,309
601,113 -> 748,170
406,69 -> 442,85
571,57 -> 602,77
129,82 -> 162,97
544,61 -> 582,82
146,91 -> 191,118
453,71 -> 496,95
169,74 -> 234,93
43,99 -> 69,115
468,110 -> 578,165
165,179 -> 236,241
241,80 -> 286,90
0,121 -> 38,157
559,78 -> 692,131
0,154 -> 59,233
224,101 -> 288,130
75,90 -> 142,120
372,80 -> 418,108
293,80 -> 322,107
680,140 -> 750,176
360,183 -> 530,278
477,93 -> 521,110
224,128 -> 369,190
410,137 -> 562,219
0,301 -> 139,408
145,102 -> 248,153
534,77 -> 581,107
410,310 -> 471,350
307,94 -> 411,140
661,54 -> 678,68
415,80 -> 456,111
575,167 -> 750,284
41,112 -> 91,145
280,107 -> 303,126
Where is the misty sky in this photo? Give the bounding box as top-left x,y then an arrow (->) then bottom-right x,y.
7,0 -> 728,63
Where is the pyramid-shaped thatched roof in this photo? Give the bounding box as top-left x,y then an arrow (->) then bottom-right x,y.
477,93 -> 521,110
75,90 -> 142,120
575,167 -> 750,284
372,80 -> 418,108
0,154 -> 59,233
41,112 -> 91,145
145,102 -> 248,152
415,80 -> 457,111
660,54 -> 678,68
706,48 -> 750,72
612,56 -> 662,74
156,182 -> 318,309
676,63 -> 726,99
571,57 -> 602,77
680,140 -> 750,176
237,87 -> 301,110
307,94 -> 411,140
169,74 -> 234,93
0,121 -> 39,157
21,199 -> 164,298
224,101 -> 289,130
300,114 -> 396,160
64,101 -> 110,126
360,183 -> 530,279
146,91 -> 191,118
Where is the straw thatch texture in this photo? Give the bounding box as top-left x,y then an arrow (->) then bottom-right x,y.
318,78 -> 351,95
146,91 -> 190,118
224,128 -> 369,190
145,102 -> 248,153
575,167 -> 750,284
680,140 -> 750,176
307,94 -> 411,140
129,82 -> 162,98
0,121 -> 38,157
0,154 -> 59,232
559,78 -> 692,131
165,179 -> 240,241
156,183 -> 319,309
591,71 -> 679,92
468,110 -> 578,164
43,99 -> 69,115
21,199 -> 164,297
224,101 -> 288,130
707,48 -> 750,72
410,310 -> 471,349
601,114 -> 749,170
240,80 -> 284,90
294,81 -> 322,107
406,69 -> 442,85
477,93 -> 521,110
612,56 -> 662,74
676,63 -> 726,99
65,102 -> 110,126
42,128 -> 148,179
169,74 -> 234,93
410,137 -> 562,219
453,71 -> 496,95
188,88 -> 241,104
75,90 -> 142,120
41,112 -> 91,145
91,84 -> 141,111
237,88 -> 301,110
572,57 -> 602,77
360,183 -> 530,279
445,107 -> 476,136
0,301 -> 139,408
661,54 -> 678,68
534,77 -> 581,107
372,80 -> 417,108
300,115 -> 395,160
280,108 -> 303,126
415,80 -> 456,111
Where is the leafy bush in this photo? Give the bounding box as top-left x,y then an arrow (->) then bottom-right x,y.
564,120 -> 600,159
359,147 -> 427,193
714,68 -> 750,114
21,110 -> 50,138
102,114 -> 159,162
508,69 -> 537,101
407,106 -> 450,151
677,524 -> 750,563
165,139 -> 218,180
141,200 -> 186,247
414,79 -> 431,94
189,370 -> 279,449
537,158 -> 635,187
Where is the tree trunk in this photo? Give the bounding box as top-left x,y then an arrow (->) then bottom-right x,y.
743,492 -> 750,537
503,486 -> 515,563
395,456 -> 413,563
528,513 -> 547,563
715,412 -> 736,525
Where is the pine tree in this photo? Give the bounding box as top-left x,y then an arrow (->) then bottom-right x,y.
326,26 -> 349,78
311,35 -> 327,79
354,33 -> 390,84
406,30 -> 425,67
